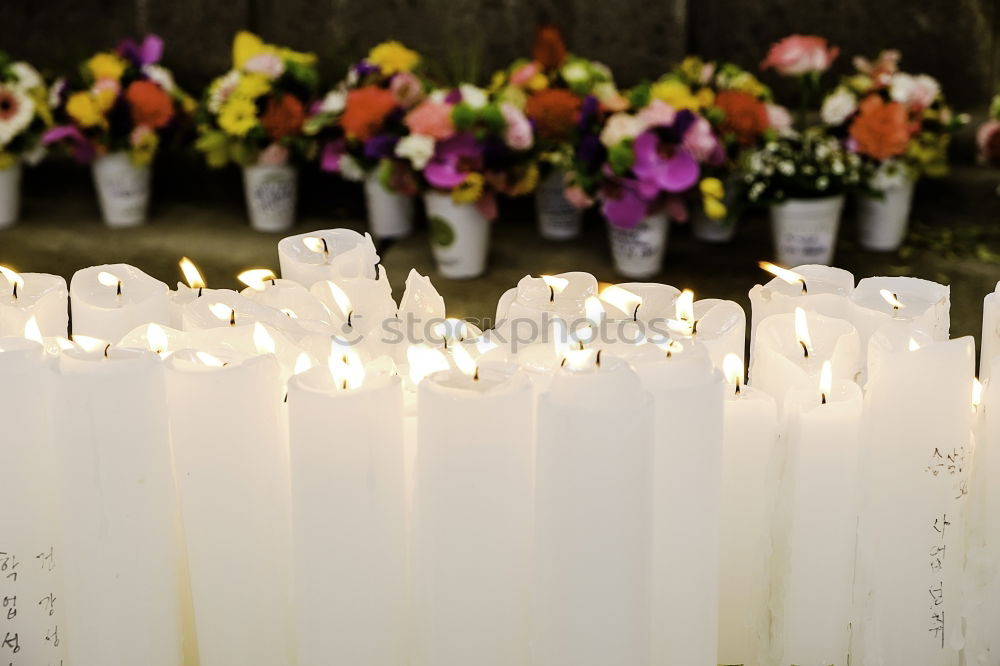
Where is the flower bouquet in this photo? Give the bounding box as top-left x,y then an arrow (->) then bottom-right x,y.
305,40 -> 426,240
0,54 -> 50,228
45,35 -> 193,228
196,31 -> 319,233
594,91 -> 725,278
821,50 -> 966,251
749,34 -> 859,266
659,55 -> 790,242
491,25 -> 626,240
397,84 -> 536,278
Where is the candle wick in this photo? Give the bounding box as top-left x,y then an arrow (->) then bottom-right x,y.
821,392 -> 828,405
691,319 -> 699,336
578,340 -> 584,350
560,357 -> 567,367
103,344 -> 111,358
735,379 -> 742,396
595,349 -> 602,367
633,303 -> 640,322
473,366 -> 480,381
270,279 -> 276,286
197,287 -> 203,297
283,393 -> 288,403
342,379 -> 348,390
799,340 -> 810,358
549,285 -> 555,303
229,309 -> 236,326
443,338 -> 448,350
347,310 -> 353,328
321,238 -> 329,255
116,281 -> 123,297
11,282 -> 17,301
800,279 -> 808,295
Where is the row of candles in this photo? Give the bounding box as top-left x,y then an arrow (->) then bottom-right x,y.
0,227 -> 996,666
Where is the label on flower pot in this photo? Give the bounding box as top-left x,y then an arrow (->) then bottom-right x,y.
607,214 -> 669,279
536,170 -> 582,240
93,155 -> 151,227
429,216 -> 456,249
251,175 -> 295,214
776,229 -> 837,263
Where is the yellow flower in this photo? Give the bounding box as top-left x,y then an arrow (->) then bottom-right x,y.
489,71 -> 507,93
650,79 -> 699,110
233,73 -> 271,100
507,163 -> 539,197
218,97 -> 259,136
233,31 -> 269,69
703,197 -> 727,219
699,177 -> 724,200
279,47 -> 317,67
700,178 -> 727,219
498,85 -> 527,110
368,41 -> 420,75
93,84 -> 118,112
695,87 -> 715,108
527,73 -> 549,91
730,72 -> 767,98
181,94 -> 197,115
452,172 -> 484,204
86,52 -> 127,81
130,128 -> 159,166
679,56 -> 705,83
66,91 -> 106,128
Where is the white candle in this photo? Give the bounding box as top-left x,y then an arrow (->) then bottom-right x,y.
535,350 -> 653,666
415,358 -> 534,666
854,332 -> 975,664
164,351 -> 293,666
0,339 -> 67,666
278,229 -> 381,286
287,359 -> 407,666
850,276 -> 950,363
237,268 -> 332,325
981,281 -> 1000,382
599,282 -> 679,323
169,257 -> 225,328
495,272 -> 599,345
310,273 -> 398,357
51,346 -> 182,666
0,266 -> 68,338
70,264 -> 169,343
718,355 -> 779,666
667,288 -> 746,372
772,367 -> 863,666
397,269 -> 446,357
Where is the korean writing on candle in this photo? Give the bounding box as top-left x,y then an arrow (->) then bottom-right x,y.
0,545 -> 61,665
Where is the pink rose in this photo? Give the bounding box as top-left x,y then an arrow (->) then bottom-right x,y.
563,184 -> 593,209
682,116 -> 723,165
511,61 -> 540,87
635,100 -> 677,132
765,103 -> 793,134
245,53 -> 285,79
501,103 -> 533,150
390,72 -> 425,109
405,100 -> 455,140
258,142 -> 290,166
761,35 -> 839,76
977,120 -> 1000,165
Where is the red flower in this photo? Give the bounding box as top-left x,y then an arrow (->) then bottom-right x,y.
715,90 -> 769,145
261,93 -> 306,141
525,88 -> 581,142
533,25 -> 567,70
125,80 -> 174,129
340,86 -> 397,142
849,95 -> 910,161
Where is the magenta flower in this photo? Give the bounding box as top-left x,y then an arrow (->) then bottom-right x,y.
601,173 -> 659,228
631,130 -> 699,192
424,132 -> 482,189
42,125 -> 96,163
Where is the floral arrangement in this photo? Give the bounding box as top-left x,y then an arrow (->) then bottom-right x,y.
821,50 -> 966,190
393,83 -> 537,218
0,54 -> 51,169
45,35 -> 193,165
196,31 -> 319,168
304,40 -> 427,194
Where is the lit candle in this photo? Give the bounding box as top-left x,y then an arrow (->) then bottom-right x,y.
772,361 -> 863,666
718,354 -> 779,666
52,345 -> 183,666
599,282 -> 679,324
277,229 -> 381,286
667,288 -> 747,372
415,354 -> 534,666
237,268 -> 332,326
535,349 -> 654,666
398,269 -> 446,356
70,264 -> 169,343
0,265 -> 69,338
850,277 -> 950,365
495,272 -> 599,338
169,257 -> 221,328
311,276 -> 398,357
287,348 -> 407,665
164,351 -> 293,666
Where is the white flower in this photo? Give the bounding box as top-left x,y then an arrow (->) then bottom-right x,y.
590,61 -> 613,82
395,134 -> 435,170
244,53 -> 285,80
429,89 -> 448,104
0,84 -> 35,147
10,62 -> 42,91
339,154 -> 365,182
890,73 -> 939,108
208,70 -> 241,113
765,103 -> 793,135
48,77 -> 65,109
869,159 -> 909,190
561,61 -> 590,85
142,65 -> 177,94
821,87 -> 857,126
459,84 -> 488,109
778,160 -> 795,176
600,112 -> 642,147
320,88 -> 347,115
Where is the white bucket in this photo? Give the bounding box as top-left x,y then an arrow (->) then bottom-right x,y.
424,191 -> 491,279
243,163 -> 297,233
856,177 -> 916,252
769,196 -> 845,267
691,210 -> 738,243
535,168 -> 583,240
364,172 -> 414,239
92,152 -> 151,228
607,212 -> 670,279
0,162 -> 22,229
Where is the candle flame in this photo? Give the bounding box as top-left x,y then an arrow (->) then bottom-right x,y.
324,281 -> 353,321
72,334 -> 107,353
676,289 -> 695,322
908,337 -> 921,352
178,257 -> 206,290
599,285 -> 642,319
23,316 -> 43,344
302,236 -> 328,254
238,268 -> 277,291
723,353 -> 743,394
759,261 -> 807,293
146,323 -> 168,354
973,378 -> 983,407
880,289 -> 905,310
451,343 -> 479,379
329,346 -> 365,390
820,360 -> 833,403
252,322 -> 276,355
97,271 -> 121,287
794,307 -> 813,357
407,344 -> 449,385
293,352 -> 313,376
195,351 -> 225,367
0,265 -> 24,291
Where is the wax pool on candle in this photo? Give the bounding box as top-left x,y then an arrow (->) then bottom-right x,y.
535,351 -> 654,666
70,264 -> 169,343
0,339 -> 67,666
278,229 -> 380,286
415,360 -> 534,666
0,267 -> 68,338
51,346 -> 183,666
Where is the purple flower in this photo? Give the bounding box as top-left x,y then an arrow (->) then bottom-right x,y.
364,135 -> 399,160
117,34 -> 163,66
354,61 -> 381,79
601,176 -> 658,228
444,89 -> 463,105
424,132 -> 482,189
579,95 -> 599,128
576,133 -> 605,168
631,130 -> 699,192
319,140 -> 346,172
42,125 -> 96,163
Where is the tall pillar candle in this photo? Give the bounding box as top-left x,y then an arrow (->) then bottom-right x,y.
70,264 -> 169,343
535,350 -> 654,666
0,267 -> 68,338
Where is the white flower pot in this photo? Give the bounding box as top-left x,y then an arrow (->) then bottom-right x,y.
92,152 -> 151,228
535,168 -> 583,240
0,162 -> 22,229
424,191 -> 491,279
364,172 -> 414,239
243,164 -> 297,233
855,177 -> 916,252
691,210 -> 738,243
769,195 -> 845,267
607,212 -> 670,279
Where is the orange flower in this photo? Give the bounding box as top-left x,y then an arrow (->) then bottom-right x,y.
533,25 -> 567,70
525,88 -> 581,142
261,93 -> 306,141
340,86 -> 397,142
125,80 -> 174,129
715,90 -> 769,145
849,95 -> 910,160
